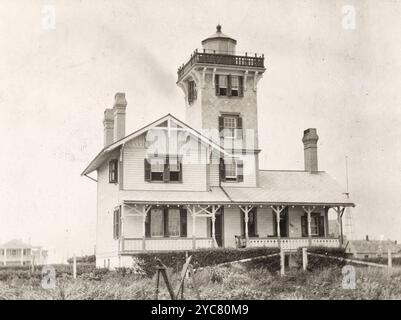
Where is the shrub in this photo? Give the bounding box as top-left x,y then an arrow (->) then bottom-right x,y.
294,246 -> 347,271
133,247 -> 280,276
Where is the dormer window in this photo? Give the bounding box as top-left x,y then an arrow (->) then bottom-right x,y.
109,159 -> 118,183
215,74 -> 243,97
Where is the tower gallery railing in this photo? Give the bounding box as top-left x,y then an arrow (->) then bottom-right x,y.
177,49 -> 265,80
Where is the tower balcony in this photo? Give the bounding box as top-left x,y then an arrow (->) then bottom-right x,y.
177,49 -> 265,81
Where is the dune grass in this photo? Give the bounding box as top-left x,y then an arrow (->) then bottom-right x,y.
1,262 -> 400,300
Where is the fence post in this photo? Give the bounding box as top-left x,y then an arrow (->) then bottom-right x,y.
73,254 -> 77,279
280,247 -> 285,276
302,247 -> 308,271
388,249 -> 392,271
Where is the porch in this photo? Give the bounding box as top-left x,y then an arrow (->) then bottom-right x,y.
117,202 -> 347,253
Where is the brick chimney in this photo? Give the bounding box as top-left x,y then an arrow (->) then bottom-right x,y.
302,128 -> 319,172
113,92 -> 127,142
103,109 -> 114,147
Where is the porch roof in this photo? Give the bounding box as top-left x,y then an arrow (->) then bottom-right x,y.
221,170 -> 354,207
120,170 -> 354,207
120,188 -> 231,204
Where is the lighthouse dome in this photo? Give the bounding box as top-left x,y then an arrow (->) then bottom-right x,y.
201,25 -> 237,54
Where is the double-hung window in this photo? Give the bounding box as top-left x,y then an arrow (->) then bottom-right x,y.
109,159 -> 118,183
220,157 -> 244,182
218,75 -> 228,96
231,76 -> 239,96
145,156 -> 182,183
150,158 -> 165,181
223,116 -> 237,139
215,74 -> 243,97
146,207 -> 187,238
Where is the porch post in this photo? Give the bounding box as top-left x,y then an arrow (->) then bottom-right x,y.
211,205 -> 216,248
20,248 -> 23,266
142,205 -> 152,250
239,205 -> 253,247
271,205 -> 286,248
4,249 -> 7,266
307,209 -> 312,246
244,209 -> 249,244
192,205 -> 196,249
302,206 -> 314,247
333,206 -> 345,247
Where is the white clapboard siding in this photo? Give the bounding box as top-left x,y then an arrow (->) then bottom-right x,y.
123,135 -> 208,191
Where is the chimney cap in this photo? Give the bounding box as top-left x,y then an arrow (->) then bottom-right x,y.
104,108 -> 114,121
302,128 -> 319,143
114,92 -> 127,107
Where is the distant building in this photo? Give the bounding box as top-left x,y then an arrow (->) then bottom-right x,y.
347,237 -> 401,259
0,239 -> 48,266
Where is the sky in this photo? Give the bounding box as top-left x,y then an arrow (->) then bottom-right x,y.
1,0 -> 401,263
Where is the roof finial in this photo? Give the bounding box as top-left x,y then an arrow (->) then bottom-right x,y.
216,24 -> 222,32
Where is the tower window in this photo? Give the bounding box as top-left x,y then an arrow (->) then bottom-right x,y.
231,76 -> 239,96
215,74 -> 244,97
219,158 -> 244,182
188,80 -> 197,104
219,114 -> 242,139
218,75 -> 227,96
223,116 -> 237,138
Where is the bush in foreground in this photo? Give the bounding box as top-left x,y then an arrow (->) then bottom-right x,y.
132,247 -> 280,276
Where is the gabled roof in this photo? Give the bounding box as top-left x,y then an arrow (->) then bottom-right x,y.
0,239 -> 35,249
222,170 -> 355,206
81,113 -> 229,176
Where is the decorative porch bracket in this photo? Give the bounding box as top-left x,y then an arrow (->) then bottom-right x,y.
270,205 -> 286,247
302,206 -> 315,246
239,205 -> 254,246
332,206 -> 346,247
186,205 -> 221,250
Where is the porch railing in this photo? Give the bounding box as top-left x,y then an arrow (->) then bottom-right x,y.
177,51 -> 265,80
247,237 -> 340,250
121,237 -> 214,252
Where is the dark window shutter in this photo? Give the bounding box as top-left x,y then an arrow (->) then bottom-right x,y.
164,208 -> 169,237
178,160 -> 183,182
218,116 -> 224,138
145,212 -> 151,237
180,209 -> 187,237
301,216 -> 308,237
219,158 -> 226,182
144,159 -> 151,181
237,117 -> 243,140
239,76 -> 244,97
237,159 -> 244,182
227,74 -> 232,96
215,74 -> 220,96
250,209 -> 257,237
318,216 -> 325,237
163,157 -> 170,182
113,210 -> 116,239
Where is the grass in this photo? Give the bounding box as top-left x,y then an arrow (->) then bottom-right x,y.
1,262 -> 401,300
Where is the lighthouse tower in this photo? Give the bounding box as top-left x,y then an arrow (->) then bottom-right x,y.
177,25 -> 266,186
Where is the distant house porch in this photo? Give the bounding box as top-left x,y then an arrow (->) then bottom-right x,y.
116,201 -> 348,253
